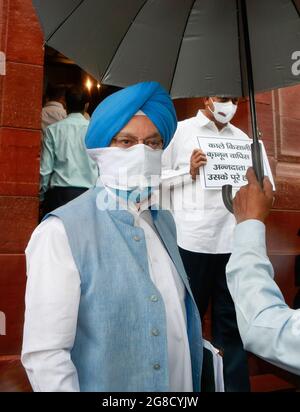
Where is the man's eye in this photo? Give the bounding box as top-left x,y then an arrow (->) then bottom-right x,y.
147,140 -> 162,148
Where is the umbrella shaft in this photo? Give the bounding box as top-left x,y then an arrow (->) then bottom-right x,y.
239,0 -> 264,187
239,0 -> 259,144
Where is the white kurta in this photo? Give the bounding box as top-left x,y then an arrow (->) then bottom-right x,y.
22,195 -> 193,392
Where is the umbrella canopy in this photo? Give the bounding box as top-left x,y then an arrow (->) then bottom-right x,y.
33,0 -> 300,212
34,0 -> 300,98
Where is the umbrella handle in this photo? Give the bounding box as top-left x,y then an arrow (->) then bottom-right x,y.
222,185 -> 234,214
251,141 -> 264,188
222,141 -> 264,214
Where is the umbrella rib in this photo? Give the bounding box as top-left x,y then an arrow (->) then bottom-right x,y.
169,0 -> 197,94
292,0 -> 300,17
46,0 -> 86,43
101,0 -> 149,83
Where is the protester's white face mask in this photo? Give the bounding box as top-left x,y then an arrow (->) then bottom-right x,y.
89,144 -> 163,190
209,98 -> 237,124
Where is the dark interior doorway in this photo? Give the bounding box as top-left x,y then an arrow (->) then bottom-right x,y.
44,46 -> 120,115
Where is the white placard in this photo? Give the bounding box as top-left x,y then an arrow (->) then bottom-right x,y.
197,137 -> 275,190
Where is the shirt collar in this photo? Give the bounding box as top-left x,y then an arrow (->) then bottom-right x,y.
195,110 -> 234,134
67,113 -> 86,120
195,110 -> 211,127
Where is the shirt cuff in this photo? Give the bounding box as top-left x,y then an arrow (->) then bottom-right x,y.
234,219 -> 266,249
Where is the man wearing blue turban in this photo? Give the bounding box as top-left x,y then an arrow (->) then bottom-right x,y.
21,82 -> 204,392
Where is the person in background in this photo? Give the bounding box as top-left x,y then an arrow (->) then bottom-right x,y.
42,85 -> 67,131
40,87 -> 98,217
83,111 -> 91,121
162,96 -> 251,391
226,167 -> 300,376
22,82 -> 203,392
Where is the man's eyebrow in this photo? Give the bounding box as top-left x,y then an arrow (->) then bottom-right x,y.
115,132 -> 162,139
144,133 -> 162,140
115,133 -> 138,139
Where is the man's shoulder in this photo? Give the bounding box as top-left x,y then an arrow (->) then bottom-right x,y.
51,188 -> 99,215
47,115 -> 88,134
172,116 -> 198,141
46,116 -> 69,131
178,115 -> 197,128
229,123 -> 250,140
25,216 -> 67,255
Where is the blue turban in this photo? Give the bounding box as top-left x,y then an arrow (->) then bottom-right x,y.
85,82 -> 177,149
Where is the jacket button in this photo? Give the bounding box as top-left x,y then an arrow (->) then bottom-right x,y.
133,236 -> 141,242
150,295 -> 158,302
151,328 -> 160,336
153,364 -> 161,370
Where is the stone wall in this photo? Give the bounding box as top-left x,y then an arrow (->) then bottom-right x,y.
0,0 -> 43,364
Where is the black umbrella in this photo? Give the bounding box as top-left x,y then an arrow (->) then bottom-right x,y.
33,0 -> 300,211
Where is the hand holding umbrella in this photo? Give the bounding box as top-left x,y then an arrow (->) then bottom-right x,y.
232,167 -> 274,224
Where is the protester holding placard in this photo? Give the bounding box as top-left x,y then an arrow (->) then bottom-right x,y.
162,96 -> 252,392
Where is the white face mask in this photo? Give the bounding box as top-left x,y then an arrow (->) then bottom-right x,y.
209,98 -> 237,124
88,144 -> 163,190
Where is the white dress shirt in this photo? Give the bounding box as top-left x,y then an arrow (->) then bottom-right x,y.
162,110 -> 250,254
40,113 -> 98,201
42,101 -> 67,131
22,193 -> 193,392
